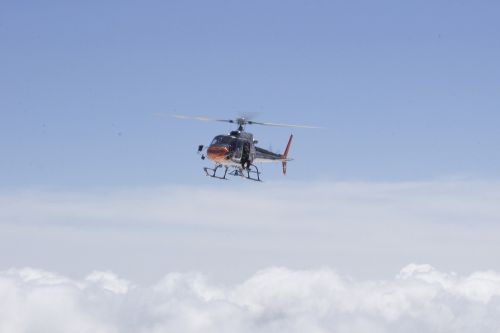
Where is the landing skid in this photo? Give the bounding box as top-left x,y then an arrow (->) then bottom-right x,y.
228,164 -> 261,182
203,164 -> 262,181
204,165 -> 228,180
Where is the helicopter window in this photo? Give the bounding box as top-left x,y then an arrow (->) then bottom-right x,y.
232,139 -> 244,159
211,135 -> 235,146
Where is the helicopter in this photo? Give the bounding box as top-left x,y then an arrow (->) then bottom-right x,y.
171,114 -> 318,181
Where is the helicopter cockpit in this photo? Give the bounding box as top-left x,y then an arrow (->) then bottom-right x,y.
209,135 -> 249,162
210,135 -> 235,146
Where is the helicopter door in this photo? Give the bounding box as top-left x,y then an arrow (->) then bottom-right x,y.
231,139 -> 244,162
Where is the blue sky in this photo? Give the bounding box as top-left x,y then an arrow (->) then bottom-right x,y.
1,0 -> 499,188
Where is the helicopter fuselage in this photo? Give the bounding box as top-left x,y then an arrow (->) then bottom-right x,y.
206,130 -> 255,166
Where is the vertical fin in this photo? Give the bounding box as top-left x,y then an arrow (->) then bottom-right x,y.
282,134 -> 293,175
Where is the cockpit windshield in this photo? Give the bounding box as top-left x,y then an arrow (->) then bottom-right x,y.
210,135 -> 235,146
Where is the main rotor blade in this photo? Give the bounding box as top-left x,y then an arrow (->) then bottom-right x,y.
155,113 -> 234,123
248,121 -> 321,129
155,113 -> 321,128
172,114 -> 214,122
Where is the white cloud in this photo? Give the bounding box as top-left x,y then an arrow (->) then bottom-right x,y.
1,265 -> 500,333
85,271 -> 131,294
1,180 -> 500,332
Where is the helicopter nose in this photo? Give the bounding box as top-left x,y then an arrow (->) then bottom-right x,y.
207,145 -> 230,162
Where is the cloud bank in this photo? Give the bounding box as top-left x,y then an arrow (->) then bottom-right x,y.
1,181 -> 500,283
2,181 -> 500,229
2,264 -> 500,333
1,181 -> 500,331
